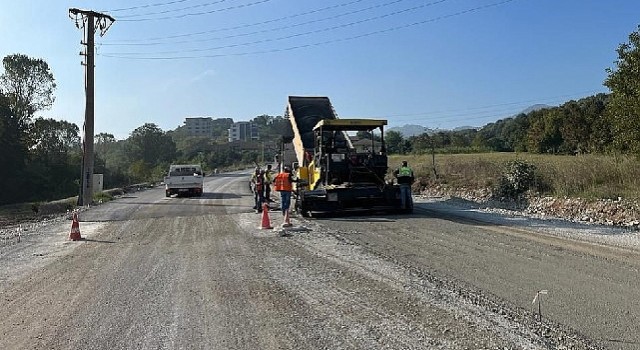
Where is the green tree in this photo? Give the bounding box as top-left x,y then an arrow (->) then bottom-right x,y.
95,132 -> 117,169
473,121 -> 507,151
251,114 -> 291,141
0,54 -> 56,124
96,132 -> 116,154
27,118 -> 82,201
98,139 -> 131,188
252,114 -> 271,128
527,109 -> 563,154
127,123 -> 176,165
558,101 -> 590,154
0,93 -> 29,204
385,130 -> 404,154
206,147 -> 241,169
129,160 -> 153,183
408,133 -> 432,153
175,136 -> 213,161
474,117 -> 528,152
604,25 -> 640,153
432,131 -> 451,149
582,93 -> 611,153
30,118 -> 81,159
500,115 -> 529,152
450,129 -> 476,149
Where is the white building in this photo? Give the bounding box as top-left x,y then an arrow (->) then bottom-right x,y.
184,117 -> 214,137
228,121 -> 259,142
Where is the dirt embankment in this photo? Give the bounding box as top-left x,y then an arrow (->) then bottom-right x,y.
419,184 -> 640,229
0,185 -> 155,228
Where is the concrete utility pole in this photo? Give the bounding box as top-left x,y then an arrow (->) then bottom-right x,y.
69,8 -> 115,206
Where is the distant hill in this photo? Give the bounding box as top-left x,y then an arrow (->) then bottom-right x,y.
387,125 -> 435,137
520,104 -> 552,115
387,104 -> 553,137
452,126 -> 478,131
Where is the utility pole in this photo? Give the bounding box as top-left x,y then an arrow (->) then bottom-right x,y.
69,8 -> 115,206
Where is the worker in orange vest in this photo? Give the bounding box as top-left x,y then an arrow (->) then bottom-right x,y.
273,166 -> 296,216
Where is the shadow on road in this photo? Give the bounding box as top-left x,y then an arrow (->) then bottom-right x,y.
210,173 -> 250,178
155,192 -> 244,200
602,338 -> 640,345
306,199 -> 499,226
317,215 -> 397,223
198,192 -> 243,199
83,238 -> 116,244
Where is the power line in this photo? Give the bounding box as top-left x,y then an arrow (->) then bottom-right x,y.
99,0 -> 517,60
115,0 -> 234,19
371,91 -> 606,126
104,0 -> 368,42
117,0 -> 274,22
101,0 -> 430,46
101,0 -> 448,54
389,106 -> 547,125
381,91 -> 601,120
102,0 -> 195,12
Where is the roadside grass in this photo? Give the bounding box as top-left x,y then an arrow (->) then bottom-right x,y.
389,153 -> 640,200
93,191 -> 114,203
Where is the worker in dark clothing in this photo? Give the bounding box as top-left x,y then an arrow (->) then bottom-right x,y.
393,160 -> 414,210
250,167 -> 265,213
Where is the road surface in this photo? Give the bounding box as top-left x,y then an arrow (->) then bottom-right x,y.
2,171 -> 639,349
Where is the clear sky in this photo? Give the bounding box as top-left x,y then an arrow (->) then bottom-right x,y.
1,0 -> 638,139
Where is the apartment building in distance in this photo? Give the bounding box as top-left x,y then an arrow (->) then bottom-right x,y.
184,117 -> 215,137
228,121 -> 259,142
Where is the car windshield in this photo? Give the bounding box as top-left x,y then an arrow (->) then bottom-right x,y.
170,167 -> 201,176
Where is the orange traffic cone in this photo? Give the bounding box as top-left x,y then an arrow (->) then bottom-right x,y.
69,211 -> 82,241
282,209 -> 292,228
260,203 -> 272,230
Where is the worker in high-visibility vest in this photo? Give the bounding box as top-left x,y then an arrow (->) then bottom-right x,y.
273,166 -> 296,216
264,164 -> 274,203
393,160 -> 415,210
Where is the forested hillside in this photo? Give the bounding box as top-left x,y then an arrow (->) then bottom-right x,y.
386,93 -> 610,155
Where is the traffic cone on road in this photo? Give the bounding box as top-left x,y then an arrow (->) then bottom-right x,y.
260,203 -> 273,230
69,211 -> 82,241
282,209 -> 292,228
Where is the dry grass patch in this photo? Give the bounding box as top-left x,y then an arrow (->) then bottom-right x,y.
389,153 -> 640,200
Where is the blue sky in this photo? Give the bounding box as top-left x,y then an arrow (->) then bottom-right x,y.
1,0 -> 638,139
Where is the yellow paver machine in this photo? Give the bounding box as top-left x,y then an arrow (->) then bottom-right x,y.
282,96 -> 408,217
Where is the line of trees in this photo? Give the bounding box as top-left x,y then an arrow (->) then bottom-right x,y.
385,93 -> 610,155
1,25 -> 639,205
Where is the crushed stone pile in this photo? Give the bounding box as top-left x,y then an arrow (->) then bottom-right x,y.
420,184 -> 640,229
